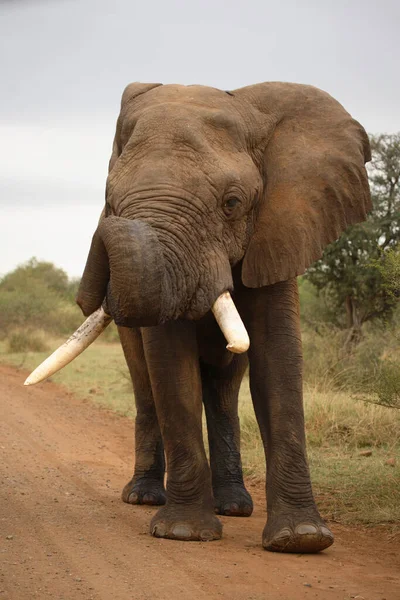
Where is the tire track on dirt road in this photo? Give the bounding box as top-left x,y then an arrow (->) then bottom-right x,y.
0,364 -> 399,599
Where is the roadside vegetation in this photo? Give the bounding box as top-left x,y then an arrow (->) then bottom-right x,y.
1,134 -> 399,528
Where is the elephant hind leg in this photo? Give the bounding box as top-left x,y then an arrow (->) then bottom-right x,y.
118,326 -> 166,506
200,352 -> 253,517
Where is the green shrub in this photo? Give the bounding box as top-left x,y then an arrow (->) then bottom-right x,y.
0,258 -> 123,345
7,329 -> 49,353
299,278 -> 342,329
359,360 -> 400,410
1,258 -> 70,295
55,303 -> 85,334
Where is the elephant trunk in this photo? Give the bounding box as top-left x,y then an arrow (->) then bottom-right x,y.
24,216 -> 250,386
77,216 -> 167,327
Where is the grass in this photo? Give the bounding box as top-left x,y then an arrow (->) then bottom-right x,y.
0,337 -> 135,416
240,380 -> 400,526
1,334 -> 399,527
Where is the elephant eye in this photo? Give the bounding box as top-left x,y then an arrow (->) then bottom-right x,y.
223,197 -> 240,215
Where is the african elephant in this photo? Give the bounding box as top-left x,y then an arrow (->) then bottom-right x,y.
26,82 -> 371,552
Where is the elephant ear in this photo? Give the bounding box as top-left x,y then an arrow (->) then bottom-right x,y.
235,83 -> 371,288
108,82 -> 163,173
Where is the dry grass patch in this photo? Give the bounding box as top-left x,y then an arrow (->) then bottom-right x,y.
6,329 -> 50,353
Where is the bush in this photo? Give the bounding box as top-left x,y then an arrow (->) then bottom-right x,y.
54,303 -> 85,335
7,329 -> 49,353
0,258 -> 122,345
1,258 -> 70,295
0,259 -> 89,339
360,360 -> 400,410
299,277 -> 342,329
301,310 -> 400,409
0,283 -> 61,334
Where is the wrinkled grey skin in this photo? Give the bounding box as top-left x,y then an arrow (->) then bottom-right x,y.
77,82 -> 371,551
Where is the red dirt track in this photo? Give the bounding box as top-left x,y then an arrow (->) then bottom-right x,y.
0,364 -> 399,599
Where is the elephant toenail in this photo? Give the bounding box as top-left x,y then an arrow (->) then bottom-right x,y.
200,529 -> 215,541
171,524 -> 192,539
320,526 -> 334,539
152,522 -> 167,537
224,503 -> 239,514
142,493 -> 155,504
242,505 -> 253,516
274,528 -> 292,542
295,524 -> 318,536
128,492 -> 138,503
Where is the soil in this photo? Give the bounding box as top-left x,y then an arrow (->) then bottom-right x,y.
0,363 -> 399,600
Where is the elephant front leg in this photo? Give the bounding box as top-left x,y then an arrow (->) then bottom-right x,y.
118,327 -> 166,506
240,279 -> 334,553
142,320 -> 222,541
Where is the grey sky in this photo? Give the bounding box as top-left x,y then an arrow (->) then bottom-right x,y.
1,0 -> 399,276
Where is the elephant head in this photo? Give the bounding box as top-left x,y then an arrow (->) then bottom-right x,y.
25,81 -> 371,385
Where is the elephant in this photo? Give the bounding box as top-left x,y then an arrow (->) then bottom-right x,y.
25,81 -> 371,553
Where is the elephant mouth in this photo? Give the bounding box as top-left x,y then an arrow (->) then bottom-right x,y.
23,292 -> 249,386
74,215 -> 237,325
23,212 -> 250,386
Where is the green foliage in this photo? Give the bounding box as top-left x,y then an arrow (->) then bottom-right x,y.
1,258 -> 70,295
65,277 -> 81,303
0,258 -> 82,337
0,258 -> 121,344
374,245 -> 400,299
306,133 -> 400,331
301,304 -> 400,410
298,277 -> 341,328
369,360 -> 400,409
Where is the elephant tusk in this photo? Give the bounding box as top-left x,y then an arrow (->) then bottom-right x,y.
24,294 -> 248,385
212,292 -> 250,354
24,307 -> 112,386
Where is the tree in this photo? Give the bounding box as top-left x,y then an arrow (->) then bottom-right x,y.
376,245 -> 400,299
0,257 -> 69,295
306,133 -> 400,345
0,258 -> 81,336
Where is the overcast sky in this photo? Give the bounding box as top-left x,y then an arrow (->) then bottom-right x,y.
1,0 -> 399,277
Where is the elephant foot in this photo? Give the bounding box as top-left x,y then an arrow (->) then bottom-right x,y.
150,505 -> 222,541
122,476 -> 166,506
213,483 -> 253,517
263,510 -> 334,553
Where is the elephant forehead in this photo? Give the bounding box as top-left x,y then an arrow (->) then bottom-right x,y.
123,101 -> 249,153
126,83 -> 239,112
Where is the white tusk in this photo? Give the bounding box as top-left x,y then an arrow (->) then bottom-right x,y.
212,292 -> 250,354
24,307 -> 112,386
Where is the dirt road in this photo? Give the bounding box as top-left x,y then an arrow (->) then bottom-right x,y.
0,364 -> 399,600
